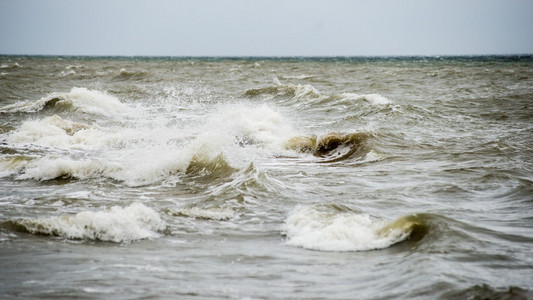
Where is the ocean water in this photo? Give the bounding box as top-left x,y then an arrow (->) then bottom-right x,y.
0,55 -> 532,299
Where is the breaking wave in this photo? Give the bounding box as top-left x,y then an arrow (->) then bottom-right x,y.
2,90 -> 375,185
7,115 -> 94,147
117,68 -> 149,79
5,203 -> 166,243
244,84 -> 321,100
4,103 -> 300,185
244,83 -> 392,106
285,132 -> 370,162
0,87 -> 128,116
0,155 -> 32,178
282,205 -> 428,252
327,92 -> 392,105
15,157 -> 114,181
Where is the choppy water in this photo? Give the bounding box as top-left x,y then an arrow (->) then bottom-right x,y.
0,55 -> 532,299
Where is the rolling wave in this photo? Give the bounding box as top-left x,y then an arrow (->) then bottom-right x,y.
244,83 -> 392,107
282,204 -> 428,252
0,87 -> 128,117
285,132 -> 370,162
244,83 -> 321,101
4,203 -> 166,243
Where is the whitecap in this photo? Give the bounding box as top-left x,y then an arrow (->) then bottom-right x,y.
282,205 -> 423,251
0,155 -> 31,178
340,93 -> 392,105
191,103 -> 297,157
13,203 -> 166,242
0,87 -> 128,116
6,115 -> 151,150
9,103 -> 299,186
7,115 -> 93,148
244,83 -> 321,100
60,70 -> 76,77
16,157 -> 113,181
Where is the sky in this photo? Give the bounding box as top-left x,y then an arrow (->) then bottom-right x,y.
1,0 -> 532,56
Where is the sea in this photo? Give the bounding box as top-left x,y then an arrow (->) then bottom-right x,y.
0,55 -> 532,299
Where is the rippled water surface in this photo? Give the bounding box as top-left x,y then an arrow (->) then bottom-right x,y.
1,56 -> 532,299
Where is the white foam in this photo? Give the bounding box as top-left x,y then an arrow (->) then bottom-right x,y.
109,145 -> 191,186
9,101 -> 300,185
16,203 -> 165,242
14,154 -> 186,186
0,156 -> 31,178
341,93 -> 392,105
0,62 -> 21,69
123,104 -> 296,184
293,84 -> 321,99
283,205 -> 409,252
60,70 -> 76,77
16,157 -> 113,181
190,104 -> 298,162
364,93 -> 392,105
9,123 -> 194,184
6,115 -> 158,151
363,150 -> 383,162
59,87 -> 128,116
0,87 -> 128,116
273,76 -> 281,86
7,115 -> 93,148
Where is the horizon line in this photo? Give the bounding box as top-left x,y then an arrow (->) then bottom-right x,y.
1,53 -> 532,59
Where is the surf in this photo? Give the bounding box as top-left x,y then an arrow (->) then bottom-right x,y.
4,203 -> 166,243
282,204 -> 428,252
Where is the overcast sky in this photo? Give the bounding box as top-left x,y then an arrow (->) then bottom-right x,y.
1,0 -> 532,56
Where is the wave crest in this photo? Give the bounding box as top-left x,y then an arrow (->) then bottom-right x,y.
0,155 -> 33,178
333,92 -> 392,105
244,84 -> 321,100
282,205 -> 427,252
0,87 -> 127,116
118,68 -> 149,79
7,115 -> 92,147
285,132 -> 370,162
244,83 -> 392,108
15,157 -> 112,181
6,203 -> 166,243
186,153 -> 239,179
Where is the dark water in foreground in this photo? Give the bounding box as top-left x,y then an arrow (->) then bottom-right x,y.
0,55 -> 532,299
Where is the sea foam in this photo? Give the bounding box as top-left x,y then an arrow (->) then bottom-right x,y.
244,83 -> 391,106
340,93 -> 392,105
9,103 -> 298,185
283,205 -> 420,251
16,157 -> 112,181
7,115 -> 94,148
0,87 -> 127,116
13,203 -> 165,242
